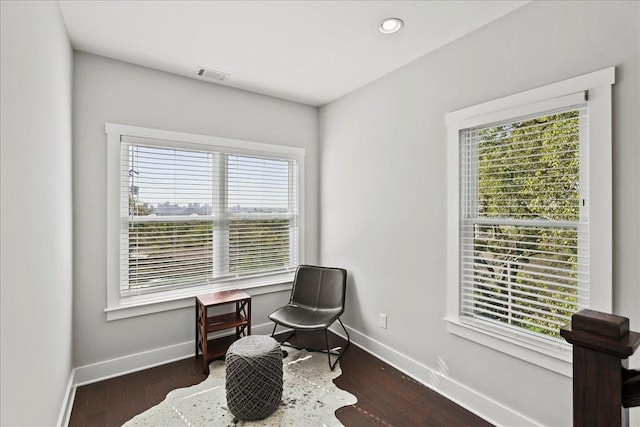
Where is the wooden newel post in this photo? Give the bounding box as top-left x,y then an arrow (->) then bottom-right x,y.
560,309 -> 640,427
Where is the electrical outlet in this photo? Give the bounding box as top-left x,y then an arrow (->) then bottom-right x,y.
379,313 -> 387,329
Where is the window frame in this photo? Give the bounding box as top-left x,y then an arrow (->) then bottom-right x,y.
445,67 -> 614,376
106,123 -> 305,320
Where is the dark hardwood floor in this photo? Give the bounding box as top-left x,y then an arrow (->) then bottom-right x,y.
69,331 -> 493,426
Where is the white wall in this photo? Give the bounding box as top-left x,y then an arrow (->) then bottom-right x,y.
319,1 -> 639,426
0,1 -> 74,426
73,52 -> 318,371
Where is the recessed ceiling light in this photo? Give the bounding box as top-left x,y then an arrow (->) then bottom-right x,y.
378,18 -> 404,34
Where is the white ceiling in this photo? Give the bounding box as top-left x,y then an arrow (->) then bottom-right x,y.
58,1 -> 529,107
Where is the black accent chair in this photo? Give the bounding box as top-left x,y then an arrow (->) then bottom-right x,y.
269,265 -> 350,370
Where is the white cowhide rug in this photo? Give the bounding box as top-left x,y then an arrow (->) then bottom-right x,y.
123,346 -> 357,426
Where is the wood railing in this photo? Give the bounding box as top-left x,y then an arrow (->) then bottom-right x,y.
561,309 -> 640,427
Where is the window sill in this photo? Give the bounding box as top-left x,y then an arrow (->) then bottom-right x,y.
444,317 -> 572,377
105,275 -> 294,321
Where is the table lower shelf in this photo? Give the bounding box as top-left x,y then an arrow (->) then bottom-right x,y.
197,334 -> 241,362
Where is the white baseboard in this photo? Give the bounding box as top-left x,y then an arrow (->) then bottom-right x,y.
73,340 -> 194,387
57,369 -> 76,427
72,321 -> 275,387
330,323 -> 539,427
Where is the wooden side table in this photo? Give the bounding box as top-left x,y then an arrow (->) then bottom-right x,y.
195,289 -> 251,373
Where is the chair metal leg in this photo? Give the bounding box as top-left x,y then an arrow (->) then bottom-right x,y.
325,318 -> 350,371
273,320 -> 350,371
271,323 -> 296,345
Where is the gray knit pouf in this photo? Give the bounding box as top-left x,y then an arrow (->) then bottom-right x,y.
225,335 -> 283,421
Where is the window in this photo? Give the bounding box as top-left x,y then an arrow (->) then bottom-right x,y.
461,104 -> 587,340
446,68 -> 614,374
106,124 -> 304,319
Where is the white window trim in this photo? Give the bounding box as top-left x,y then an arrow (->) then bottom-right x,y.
105,123 -> 305,320
445,67 -> 614,376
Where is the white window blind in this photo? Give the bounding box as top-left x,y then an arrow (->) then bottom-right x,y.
121,138 -> 298,296
459,104 -> 588,342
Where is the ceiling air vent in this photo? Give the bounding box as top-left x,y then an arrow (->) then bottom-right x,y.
195,67 -> 230,82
